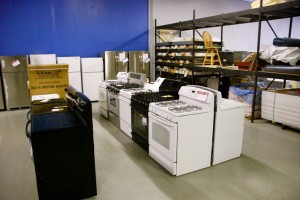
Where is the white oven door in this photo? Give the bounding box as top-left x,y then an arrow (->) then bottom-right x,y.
119,96 -> 131,124
98,87 -> 108,110
149,112 -> 177,162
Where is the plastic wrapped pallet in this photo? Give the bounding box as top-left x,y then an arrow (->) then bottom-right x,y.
262,88 -> 300,129
229,82 -> 265,118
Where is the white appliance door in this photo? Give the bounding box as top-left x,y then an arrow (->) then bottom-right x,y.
98,86 -> 108,110
82,58 -> 103,72
29,54 -> 56,64
149,112 -> 177,162
119,96 -> 131,124
68,72 -> 82,92
57,57 -> 80,72
82,72 -> 104,101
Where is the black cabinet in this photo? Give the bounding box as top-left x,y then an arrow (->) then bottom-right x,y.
29,102 -> 97,200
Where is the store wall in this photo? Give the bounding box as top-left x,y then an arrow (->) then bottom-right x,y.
149,0 -> 300,80
0,0 -> 148,57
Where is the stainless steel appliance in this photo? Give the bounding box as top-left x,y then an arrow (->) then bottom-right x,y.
0,56 -> 30,110
103,51 -> 129,80
26,86 -> 97,200
129,51 -> 150,80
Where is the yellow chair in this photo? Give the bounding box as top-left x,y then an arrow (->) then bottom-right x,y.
202,31 -> 222,66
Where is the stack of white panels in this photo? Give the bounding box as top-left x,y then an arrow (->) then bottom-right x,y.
262,89 -> 300,129
29,54 -> 56,64
81,58 -> 104,101
57,57 -> 82,92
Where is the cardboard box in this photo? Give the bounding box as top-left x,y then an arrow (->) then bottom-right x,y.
27,64 -> 69,99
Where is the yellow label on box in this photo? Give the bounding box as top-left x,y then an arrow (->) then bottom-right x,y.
28,64 -> 69,99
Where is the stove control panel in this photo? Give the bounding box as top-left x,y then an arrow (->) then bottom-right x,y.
128,72 -> 146,85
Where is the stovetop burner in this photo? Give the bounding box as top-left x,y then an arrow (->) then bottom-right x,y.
107,82 -> 141,93
168,105 -> 202,113
131,92 -> 179,111
155,100 -> 186,107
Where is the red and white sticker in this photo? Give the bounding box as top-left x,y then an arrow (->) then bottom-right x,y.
196,91 -> 208,101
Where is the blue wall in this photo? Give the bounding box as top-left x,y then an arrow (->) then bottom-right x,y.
0,0 -> 148,57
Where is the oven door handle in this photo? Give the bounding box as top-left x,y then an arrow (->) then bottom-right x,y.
149,112 -> 176,127
26,120 -> 31,139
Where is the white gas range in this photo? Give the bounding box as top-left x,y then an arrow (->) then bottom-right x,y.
98,72 -> 128,118
148,86 -> 215,176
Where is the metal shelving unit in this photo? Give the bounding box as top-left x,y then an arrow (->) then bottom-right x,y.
155,0 -> 300,122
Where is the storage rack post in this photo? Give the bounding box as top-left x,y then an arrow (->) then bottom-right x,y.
251,0 -> 263,123
192,10 -> 196,84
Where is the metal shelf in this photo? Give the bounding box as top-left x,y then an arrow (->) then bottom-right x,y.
257,71 -> 300,81
156,49 -> 205,53
156,41 -> 221,46
156,56 -> 204,61
156,41 -> 201,46
221,68 -> 254,76
155,1 -> 300,122
155,62 -> 193,69
157,1 -> 300,30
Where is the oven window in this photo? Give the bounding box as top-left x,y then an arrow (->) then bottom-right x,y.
110,96 -> 116,107
152,123 -> 170,150
132,109 -> 148,141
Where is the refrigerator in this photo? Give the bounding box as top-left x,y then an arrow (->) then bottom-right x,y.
103,51 -> 128,80
57,57 -> 82,92
81,58 -> 104,101
29,54 -> 56,64
129,51 -> 150,80
0,56 -> 30,110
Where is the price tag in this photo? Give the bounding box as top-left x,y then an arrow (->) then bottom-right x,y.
144,57 -> 150,63
143,53 -> 150,63
122,58 -> 129,63
119,52 -> 126,62
12,60 -> 20,67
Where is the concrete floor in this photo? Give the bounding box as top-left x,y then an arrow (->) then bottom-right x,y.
0,103 -> 299,200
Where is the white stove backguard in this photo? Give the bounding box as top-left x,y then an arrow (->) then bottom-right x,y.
189,85 -> 223,109
116,72 -> 129,83
178,86 -> 215,112
143,77 -> 165,92
128,72 -> 146,86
